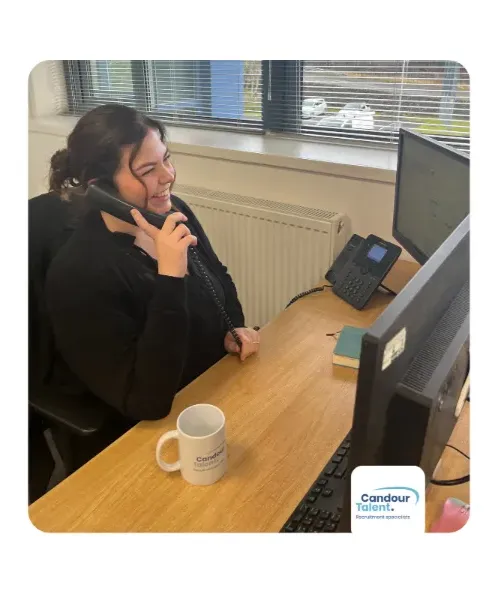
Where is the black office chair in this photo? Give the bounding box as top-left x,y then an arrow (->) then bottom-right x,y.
28,193 -> 122,501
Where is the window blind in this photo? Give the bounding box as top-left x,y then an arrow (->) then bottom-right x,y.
58,60 -> 469,151
299,60 -> 470,150
62,60 -> 263,133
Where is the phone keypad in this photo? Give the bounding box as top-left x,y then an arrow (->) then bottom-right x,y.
335,269 -> 379,309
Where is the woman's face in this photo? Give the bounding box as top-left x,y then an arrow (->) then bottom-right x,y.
114,128 -> 175,215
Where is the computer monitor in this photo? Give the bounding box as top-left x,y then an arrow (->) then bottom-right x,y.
338,214 -> 470,532
393,129 -> 469,265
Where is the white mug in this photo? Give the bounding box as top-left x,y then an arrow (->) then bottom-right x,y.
156,404 -> 227,486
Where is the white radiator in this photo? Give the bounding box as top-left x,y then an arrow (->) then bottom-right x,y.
175,185 -> 351,327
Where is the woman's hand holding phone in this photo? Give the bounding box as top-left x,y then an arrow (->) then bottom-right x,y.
131,209 -> 197,278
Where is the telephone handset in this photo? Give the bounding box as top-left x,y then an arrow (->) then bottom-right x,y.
325,234 -> 365,285
325,233 -> 401,310
86,182 -> 174,229
85,183 -> 243,349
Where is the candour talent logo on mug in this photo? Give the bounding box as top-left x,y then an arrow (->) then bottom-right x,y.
194,441 -> 226,471
156,404 -> 227,486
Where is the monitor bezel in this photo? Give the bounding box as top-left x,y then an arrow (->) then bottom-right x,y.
392,128 -> 469,265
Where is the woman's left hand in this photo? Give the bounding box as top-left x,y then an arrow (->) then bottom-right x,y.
224,327 -> 261,362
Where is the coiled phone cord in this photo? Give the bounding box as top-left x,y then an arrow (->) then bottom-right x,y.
285,285 -> 333,308
84,183 -> 243,350
188,247 -> 243,350
285,281 -> 396,309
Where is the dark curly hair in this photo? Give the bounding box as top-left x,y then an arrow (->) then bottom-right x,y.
49,103 -> 166,202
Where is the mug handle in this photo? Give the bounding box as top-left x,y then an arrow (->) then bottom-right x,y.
156,430 -> 181,472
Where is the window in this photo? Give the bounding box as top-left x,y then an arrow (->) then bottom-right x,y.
64,60 -> 263,133
61,60 -> 469,151
89,61 -> 135,101
298,60 -> 470,150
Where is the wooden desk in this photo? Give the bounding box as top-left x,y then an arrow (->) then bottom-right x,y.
29,260 -> 469,532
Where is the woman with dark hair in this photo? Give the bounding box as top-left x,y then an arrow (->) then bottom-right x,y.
44,103 -> 260,422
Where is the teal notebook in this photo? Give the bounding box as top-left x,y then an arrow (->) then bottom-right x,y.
332,326 -> 367,369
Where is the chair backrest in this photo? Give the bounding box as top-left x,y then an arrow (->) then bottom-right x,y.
29,194 -> 118,438
29,193 -> 76,390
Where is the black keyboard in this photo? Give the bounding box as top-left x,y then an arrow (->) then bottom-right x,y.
280,431 -> 351,533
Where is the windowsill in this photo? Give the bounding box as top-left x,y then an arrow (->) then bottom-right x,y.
29,115 -> 397,184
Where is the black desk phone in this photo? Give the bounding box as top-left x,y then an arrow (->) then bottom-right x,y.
325,233 -> 401,310
84,183 -> 243,348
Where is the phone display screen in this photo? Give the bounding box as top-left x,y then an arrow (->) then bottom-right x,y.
367,244 -> 387,263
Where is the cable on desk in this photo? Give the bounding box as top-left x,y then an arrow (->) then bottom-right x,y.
430,443 -> 469,486
285,285 -> 332,308
430,474 -> 470,486
445,443 -> 469,460
378,283 -> 397,296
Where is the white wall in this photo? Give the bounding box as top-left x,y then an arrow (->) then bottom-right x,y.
29,61 -> 408,256
172,152 -> 397,243
30,130 -> 69,197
